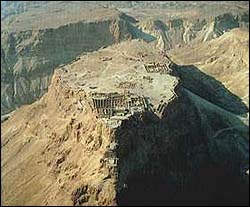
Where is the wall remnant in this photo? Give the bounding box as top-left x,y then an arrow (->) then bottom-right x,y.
91,91 -> 147,118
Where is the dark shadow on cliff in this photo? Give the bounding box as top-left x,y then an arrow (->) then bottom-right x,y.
117,170 -> 249,206
115,108 -> 248,206
175,64 -> 248,115
115,62 -> 249,205
129,24 -> 157,42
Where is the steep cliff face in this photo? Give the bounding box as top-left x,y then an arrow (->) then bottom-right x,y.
1,12 -> 135,115
1,70 -> 119,205
137,12 -> 249,50
1,40 -> 248,205
115,88 -> 248,205
170,28 -> 249,107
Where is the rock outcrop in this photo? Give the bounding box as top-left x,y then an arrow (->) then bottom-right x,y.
137,12 -> 249,50
170,28 -> 249,107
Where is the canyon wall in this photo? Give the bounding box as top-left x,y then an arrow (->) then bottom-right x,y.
1,14 -> 134,115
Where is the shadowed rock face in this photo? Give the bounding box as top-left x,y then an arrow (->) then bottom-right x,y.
114,85 -> 248,206
115,117 -> 248,206
176,65 -> 248,115
137,12 -> 249,51
169,28 -> 249,108
117,169 -> 249,206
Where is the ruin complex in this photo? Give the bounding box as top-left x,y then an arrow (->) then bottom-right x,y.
91,91 -> 147,118
144,62 -> 174,74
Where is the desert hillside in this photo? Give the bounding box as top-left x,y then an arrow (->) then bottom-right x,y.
170,28 -> 249,106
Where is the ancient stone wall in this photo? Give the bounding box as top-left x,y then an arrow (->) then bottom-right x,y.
144,62 -> 173,74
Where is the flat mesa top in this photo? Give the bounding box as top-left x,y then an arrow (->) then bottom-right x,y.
60,40 -> 179,106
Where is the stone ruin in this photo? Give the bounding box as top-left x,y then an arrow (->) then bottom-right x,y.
155,88 -> 178,115
144,62 -> 174,74
100,143 -> 119,176
156,102 -> 167,114
101,149 -> 118,167
117,81 -> 136,89
91,91 -> 147,118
